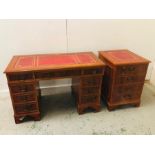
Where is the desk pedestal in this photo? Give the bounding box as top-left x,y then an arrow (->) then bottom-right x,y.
7,72 -> 103,123
72,75 -> 102,114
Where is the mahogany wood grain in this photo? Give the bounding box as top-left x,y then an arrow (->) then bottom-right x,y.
4,52 -> 105,124
99,49 -> 150,111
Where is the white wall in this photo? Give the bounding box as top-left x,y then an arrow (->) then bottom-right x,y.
0,19 -> 155,93
67,19 -> 155,80
0,19 -> 67,93
150,60 -> 155,86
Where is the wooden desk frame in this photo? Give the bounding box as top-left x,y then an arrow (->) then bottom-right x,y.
4,52 -> 105,124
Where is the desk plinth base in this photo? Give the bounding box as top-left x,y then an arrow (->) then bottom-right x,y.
77,104 -> 101,114
14,112 -> 41,124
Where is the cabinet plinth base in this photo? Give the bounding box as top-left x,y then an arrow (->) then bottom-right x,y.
107,102 -> 141,111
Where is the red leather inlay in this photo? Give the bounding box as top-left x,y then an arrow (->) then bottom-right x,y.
37,54 -> 96,67
109,51 -> 135,60
76,54 -> 96,64
37,55 -> 78,66
15,56 -> 35,68
14,53 -> 96,69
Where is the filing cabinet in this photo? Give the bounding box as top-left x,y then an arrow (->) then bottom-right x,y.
99,49 -> 150,110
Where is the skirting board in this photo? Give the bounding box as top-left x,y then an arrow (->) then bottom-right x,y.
150,61 -> 155,86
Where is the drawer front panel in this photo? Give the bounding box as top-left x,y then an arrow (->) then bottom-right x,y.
115,75 -> 145,85
14,103 -> 38,114
81,87 -> 100,95
116,64 -> 147,76
8,73 -> 33,82
81,76 -> 102,87
9,83 -> 35,93
111,84 -> 143,103
83,68 -> 103,75
80,94 -> 99,104
35,69 -> 81,79
12,93 -> 36,103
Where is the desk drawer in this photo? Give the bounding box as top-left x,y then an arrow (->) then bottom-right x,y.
116,64 -> 147,76
81,87 -> 100,95
7,73 -> 33,82
14,102 -> 38,114
81,76 -> 102,87
9,83 -> 35,93
111,84 -> 143,103
12,93 -> 36,104
35,69 -> 81,79
83,68 -> 103,75
80,94 -> 99,104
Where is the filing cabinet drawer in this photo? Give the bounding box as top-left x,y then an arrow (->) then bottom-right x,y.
7,73 -> 34,82
80,94 -> 99,104
116,64 -> 147,76
115,75 -> 145,85
111,84 -> 143,103
9,83 -> 35,93
14,102 -> 38,114
83,68 -> 103,75
111,92 -> 141,103
81,76 -> 102,87
81,87 -> 100,95
12,93 -> 36,104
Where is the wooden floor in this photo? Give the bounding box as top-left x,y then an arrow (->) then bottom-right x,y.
0,82 -> 155,135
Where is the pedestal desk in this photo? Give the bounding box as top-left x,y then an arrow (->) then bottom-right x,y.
4,52 -> 105,123
99,50 -> 150,110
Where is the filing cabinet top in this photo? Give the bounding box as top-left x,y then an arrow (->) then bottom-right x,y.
99,49 -> 150,66
4,52 -> 105,73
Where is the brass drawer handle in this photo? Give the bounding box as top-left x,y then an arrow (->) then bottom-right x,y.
84,89 -> 93,94
21,96 -> 27,101
120,66 -> 136,73
20,86 -> 27,92
128,66 -> 136,71
123,94 -> 132,99
126,77 -> 134,82
26,105 -> 33,111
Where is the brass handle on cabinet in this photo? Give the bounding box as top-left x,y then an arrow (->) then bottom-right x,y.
123,94 -> 132,99
128,66 -> 135,71
126,77 -> 134,82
